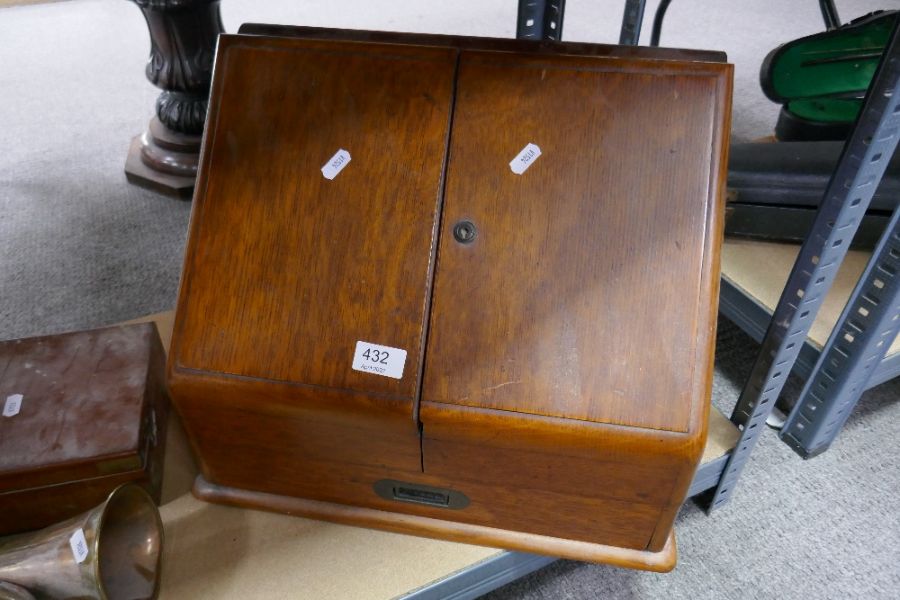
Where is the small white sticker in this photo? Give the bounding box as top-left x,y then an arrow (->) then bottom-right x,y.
509,143 -> 541,175
69,529 -> 89,563
321,149 -> 351,180
352,341 -> 408,380
3,394 -> 22,417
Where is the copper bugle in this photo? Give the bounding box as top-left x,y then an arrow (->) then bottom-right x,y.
0,484 -> 163,599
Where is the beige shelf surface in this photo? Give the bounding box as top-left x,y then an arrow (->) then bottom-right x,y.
722,238 -> 900,357
703,408 -> 739,465
158,431 -> 500,599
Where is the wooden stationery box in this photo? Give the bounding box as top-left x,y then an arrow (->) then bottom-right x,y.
0,323 -> 168,535
168,28 -> 732,571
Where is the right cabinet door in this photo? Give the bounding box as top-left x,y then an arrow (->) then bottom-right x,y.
425,49 -> 729,430
420,49 -> 732,549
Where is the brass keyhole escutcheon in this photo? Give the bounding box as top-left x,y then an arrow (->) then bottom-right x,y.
453,220 -> 477,244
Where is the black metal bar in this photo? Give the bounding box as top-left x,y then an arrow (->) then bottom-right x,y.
819,0 -> 842,30
618,0 -> 647,46
516,0 -> 566,41
650,0 -> 673,47
725,205 -> 892,249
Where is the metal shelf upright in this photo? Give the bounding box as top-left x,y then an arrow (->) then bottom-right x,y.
779,197 -> 900,457
719,264 -> 900,392
702,17 -> 900,509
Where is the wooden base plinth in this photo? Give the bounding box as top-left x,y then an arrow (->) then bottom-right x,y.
192,475 -> 678,572
124,118 -> 201,200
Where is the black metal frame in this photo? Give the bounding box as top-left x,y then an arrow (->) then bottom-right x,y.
651,0 -> 673,46
619,0 -> 647,45
516,1 -> 566,41
819,0 -> 842,30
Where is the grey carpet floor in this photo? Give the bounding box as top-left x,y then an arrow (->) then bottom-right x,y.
1,1 -> 898,599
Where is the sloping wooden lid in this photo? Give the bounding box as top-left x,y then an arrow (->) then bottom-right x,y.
422,51 -> 732,433
171,32 -> 730,436
171,36 -> 457,410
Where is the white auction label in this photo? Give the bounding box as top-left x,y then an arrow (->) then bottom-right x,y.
321,149 -> 351,180
509,143 -> 541,175
3,394 -> 22,417
69,528 -> 89,564
352,341 -> 407,379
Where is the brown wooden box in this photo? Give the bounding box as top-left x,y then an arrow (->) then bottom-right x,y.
168,28 -> 732,571
0,323 -> 169,535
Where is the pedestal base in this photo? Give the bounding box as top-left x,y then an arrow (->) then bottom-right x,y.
124,137 -> 194,199
124,117 -> 201,200
192,475 -> 678,572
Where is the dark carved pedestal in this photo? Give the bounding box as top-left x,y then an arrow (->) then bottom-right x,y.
125,0 -> 223,199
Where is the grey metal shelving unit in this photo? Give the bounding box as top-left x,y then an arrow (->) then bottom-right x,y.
778,208 -> 900,457
404,553 -> 556,600
705,16 -> 900,509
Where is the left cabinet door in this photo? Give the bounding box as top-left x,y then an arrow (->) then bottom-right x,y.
169,35 -> 457,491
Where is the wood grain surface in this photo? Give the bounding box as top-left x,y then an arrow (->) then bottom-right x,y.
173,36 -> 456,404
168,30 -> 733,565
424,51 -> 725,432
194,476 -> 678,572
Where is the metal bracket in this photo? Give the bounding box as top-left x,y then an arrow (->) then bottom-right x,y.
702,17 -> 900,511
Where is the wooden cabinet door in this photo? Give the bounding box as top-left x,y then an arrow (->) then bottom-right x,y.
422,50 -> 731,432
172,36 -> 457,408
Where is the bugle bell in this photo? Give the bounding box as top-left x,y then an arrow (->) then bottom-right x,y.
0,484 -> 163,599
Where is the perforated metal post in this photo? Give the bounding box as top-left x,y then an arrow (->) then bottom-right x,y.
702,18 -> 900,512
781,211 -> 900,458
516,0 -> 566,41
619,0 -> 647,45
